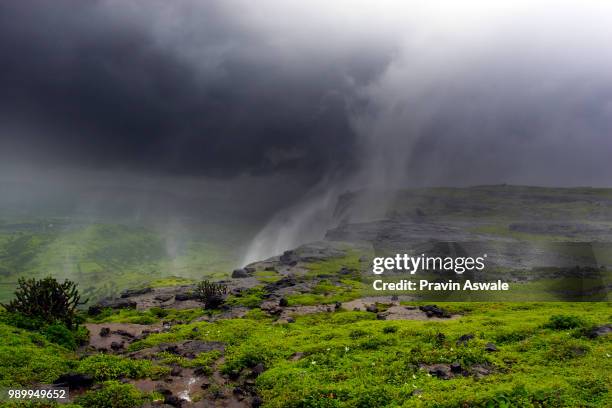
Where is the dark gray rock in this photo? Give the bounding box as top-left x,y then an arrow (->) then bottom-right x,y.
164,395 -> 183,407
99,327 -> 110,337
251,363 -> 266,377
252,396 -> 263,408
174,291 -> 197,301
120,287 -> 152,298
587,324 -> 611,338
419,305 -> 450,318
365,304 -> 378,313
485,342 -> 498,352
428,364 -> 451,379
232,268 -> 249,278
53,373 -> 94,389
265,275 -> 297,290
279,297 -> 289,307
88,298 -> 137,315
456,334 -> 475,346
114,329 -> 135,338
280,250 -> 299,266
155,294 -> 174,302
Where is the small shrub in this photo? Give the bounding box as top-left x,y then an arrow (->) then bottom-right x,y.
382,326 -> 398,334
77,354 -> 164,381
195,280 -> 227,310
0,312 -> 45,331
544,315 -> 586,330
546,339 -> 590,361
1,277 -> 86,329
77,381 -> 146,408
349,329 -> 368,339
149,307 -> 169,318
42,324 -> 77,350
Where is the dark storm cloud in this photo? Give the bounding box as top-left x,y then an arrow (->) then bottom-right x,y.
0,1 -> 390,179
2,0 -> 612,191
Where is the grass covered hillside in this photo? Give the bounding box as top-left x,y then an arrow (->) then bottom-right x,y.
0,186 -> 610,407
0,300 -> 609,407
0,218 -> 251,303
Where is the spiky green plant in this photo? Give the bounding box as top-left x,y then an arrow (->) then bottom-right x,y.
195,280 -> 227,309
2,276 -> 86,328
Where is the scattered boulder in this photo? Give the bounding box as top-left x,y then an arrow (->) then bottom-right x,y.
230,287 -> 244,296
53,373 -> 94,389
200,378 -> 211,389
233,387 -> 246,400
428,364 -> 451,380
155,387 -> 173,396
232,268 -> 249,278
485,342 -> 498,352
286,317 -> 295,323
280,250 -> 299,266
252,396 -> 264,407
279,297 -> 289,307
251,363 -> 266,377
289,352 -> 304,361
170,366 -> 182,376
366,304 -> 379,313
587,324 -> 611,338
99,327 -> 110,337
456,334 -> 474,346
164,395 -> 183,407
110,341 -> 124,351
265,275 -> 297,290
88,298 -> 137,315
155,294 -> 174,302
338,267 -> 353,275
470,364 -> 494,378
419,305 -> 450,318
450,362 -> 462,373
174,291 -> 197,301
114,329 -> 135,339
120,287 -> 152,298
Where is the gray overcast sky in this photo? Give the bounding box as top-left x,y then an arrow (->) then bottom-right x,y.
1,0 -> 612,189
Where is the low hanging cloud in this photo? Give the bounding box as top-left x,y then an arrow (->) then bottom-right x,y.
2,1 -> 612,255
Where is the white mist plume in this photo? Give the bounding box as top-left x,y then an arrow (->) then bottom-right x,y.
242,1 -> 612,264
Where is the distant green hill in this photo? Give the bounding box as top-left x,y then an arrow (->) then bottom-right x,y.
0,219 -> 251,303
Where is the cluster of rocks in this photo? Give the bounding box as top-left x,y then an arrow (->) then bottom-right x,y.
420,362 -> 495,380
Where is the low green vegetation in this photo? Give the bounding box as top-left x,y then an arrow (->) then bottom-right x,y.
0,300 -> 609,406
76,381 -> 149,408
119,302 -> 610,407
88,307 -> 208,325
76,354 -> 168,381
0,220 -> 248,303
226,286 -> 267,308
0,320 -> 76,387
